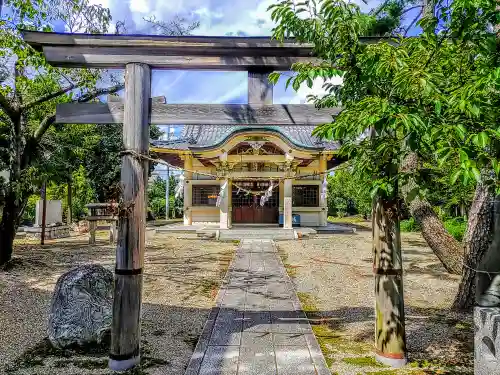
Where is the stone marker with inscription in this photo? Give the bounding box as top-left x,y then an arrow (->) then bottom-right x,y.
25,199 -> 70,239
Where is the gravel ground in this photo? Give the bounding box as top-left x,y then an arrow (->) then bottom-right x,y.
278,228 -> 473,375
0,230 -> 236,375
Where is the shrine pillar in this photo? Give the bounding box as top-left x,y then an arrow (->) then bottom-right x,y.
283,178 -> 293,229
319,154 -> 328,226
183,154 -> 193,226
218,152 -> 231,229
219,178 -> 231,229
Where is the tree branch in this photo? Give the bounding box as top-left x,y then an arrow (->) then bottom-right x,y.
34,114 -> 56,141
21,83 -> 76,111
77,83 -> 124,103
0,91 -> 18,120
402,5 -> 424,15
32,82 -> 124,142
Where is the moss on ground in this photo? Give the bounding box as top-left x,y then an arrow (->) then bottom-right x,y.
189,248 -> 235,300
295,292 -> 373,370
279,250 -> 300,278
198,279 -> 221,298
343,356 -> 386,367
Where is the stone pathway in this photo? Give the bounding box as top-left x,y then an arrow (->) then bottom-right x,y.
184,239 -> 330,375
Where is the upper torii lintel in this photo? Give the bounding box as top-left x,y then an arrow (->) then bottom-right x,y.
21,31 -> 319,70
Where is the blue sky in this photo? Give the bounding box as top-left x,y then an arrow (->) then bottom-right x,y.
81,0 -> 422,108
79,0 -> 421,145
78,0 -> 422,176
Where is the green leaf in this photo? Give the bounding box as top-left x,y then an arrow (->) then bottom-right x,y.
493,160 -> 500,176
454,125 -> 466,141
307,77 -> 313,88
459,150 -> 468,163
268,72 -> 281,84
434,101 -> 441,116
437,148 -> 452,165
471,167 -> 481,182
478,132 -> 490,147
462,169 -> 470,185
450,170 -> 461,184
370,185 -> 379,199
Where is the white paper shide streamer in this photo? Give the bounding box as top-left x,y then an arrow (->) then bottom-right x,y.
216,180 -> 228,207
260,180 -> 275,206
175,174 -> 184,198
321,175 -> 327,201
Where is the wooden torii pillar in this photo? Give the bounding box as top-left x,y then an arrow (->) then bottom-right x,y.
21,31 -> 406,370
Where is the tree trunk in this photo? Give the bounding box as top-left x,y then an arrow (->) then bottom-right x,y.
452,183 -> 494,310
409,198 -> 464,274
373,192 -> 407,367
0,192 -> 23,265
401,152 -> 463,274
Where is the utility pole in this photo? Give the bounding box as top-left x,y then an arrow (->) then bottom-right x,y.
165,125 -> 170,219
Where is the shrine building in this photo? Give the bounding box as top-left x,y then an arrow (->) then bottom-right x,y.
151,125 -> 340,229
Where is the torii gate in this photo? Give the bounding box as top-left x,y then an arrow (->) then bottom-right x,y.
22,31 -> 406,371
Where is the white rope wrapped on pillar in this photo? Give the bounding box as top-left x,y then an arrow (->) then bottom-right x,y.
260,180 -> 275,206
175,174 -> 184,198
216,180 -> 228,207
321,174 -> 328,201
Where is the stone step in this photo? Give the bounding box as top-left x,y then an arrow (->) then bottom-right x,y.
218,231 -> 294,240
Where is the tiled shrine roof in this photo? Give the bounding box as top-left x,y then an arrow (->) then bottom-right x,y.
151,125 -> 339,152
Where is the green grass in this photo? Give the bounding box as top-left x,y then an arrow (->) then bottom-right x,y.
400,217 -> 420,232
328,215 -> 367,224
400,216 -> 466,241
443,218 -> 466,242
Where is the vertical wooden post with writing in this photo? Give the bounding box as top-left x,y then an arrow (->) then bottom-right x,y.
109,63 -> 151,372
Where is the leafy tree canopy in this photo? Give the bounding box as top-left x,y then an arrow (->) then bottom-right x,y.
269,0 -> 499,199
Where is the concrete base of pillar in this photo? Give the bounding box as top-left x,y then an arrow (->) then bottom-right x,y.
109,355 -> 140,372
475,306 -> 500,374
374,353 -> 407,368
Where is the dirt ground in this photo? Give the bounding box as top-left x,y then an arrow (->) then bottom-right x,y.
278,225 -> 473,375
1,226 -> 473,375
0,230 -> 237,375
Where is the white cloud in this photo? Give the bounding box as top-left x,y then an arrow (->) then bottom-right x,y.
293,76 -> 343,104
84,0 -> 384,36
88,0 -> 110,7
84,1 -> 358,105
130,0 -> 151,13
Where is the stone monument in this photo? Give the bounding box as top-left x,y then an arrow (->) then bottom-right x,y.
35,200 -> 63,226
25,199 -> 70,239
48,264 -> 113,348
475,197 -> 500,375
